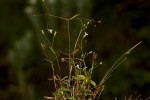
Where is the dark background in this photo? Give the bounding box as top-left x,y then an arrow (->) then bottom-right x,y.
0,0 -> 150,100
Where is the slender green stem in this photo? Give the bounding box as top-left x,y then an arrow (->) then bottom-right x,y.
73,20 -> 84,58
49,46 -> 61,78
67,20 -> 72,87
99,41 -> 142,86
51,63 -> 58,90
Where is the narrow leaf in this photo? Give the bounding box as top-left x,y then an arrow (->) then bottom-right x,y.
70,14 -> 80,20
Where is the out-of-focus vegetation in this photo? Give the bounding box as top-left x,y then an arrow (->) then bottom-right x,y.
0,0 -> 150,100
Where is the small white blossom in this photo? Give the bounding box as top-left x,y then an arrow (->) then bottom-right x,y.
47,29 -> 53,33
75,64 -> 80,69
83,32 -> 88,38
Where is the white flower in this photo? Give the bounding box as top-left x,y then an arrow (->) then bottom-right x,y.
83,32 -> 88,38
47,29 -> 53,33
75,64 -> 80,69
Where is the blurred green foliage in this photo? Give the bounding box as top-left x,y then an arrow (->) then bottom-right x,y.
0,0 -> 150,100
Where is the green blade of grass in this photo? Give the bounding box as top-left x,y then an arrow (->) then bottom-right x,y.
96,41 -> 142,100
